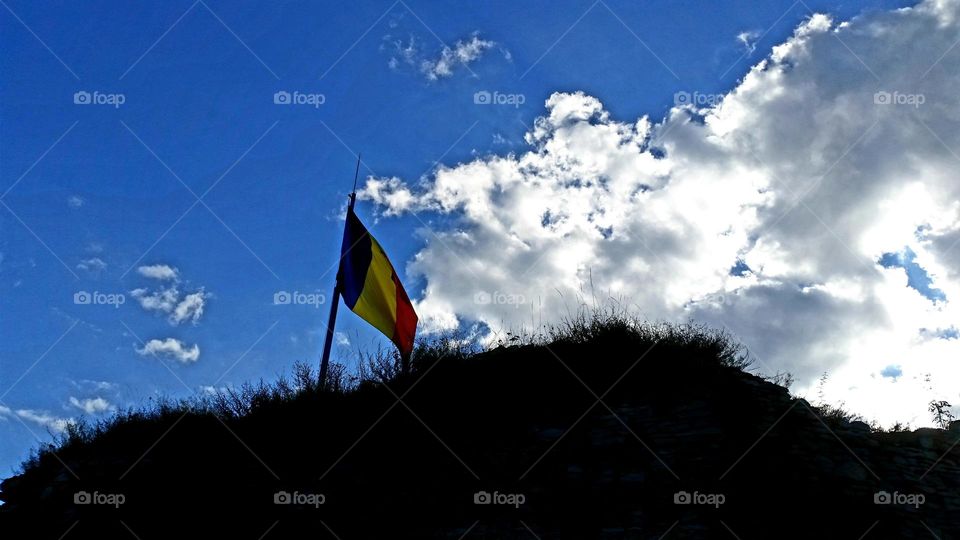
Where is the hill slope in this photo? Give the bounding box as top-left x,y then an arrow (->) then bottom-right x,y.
2,322 -> 959,539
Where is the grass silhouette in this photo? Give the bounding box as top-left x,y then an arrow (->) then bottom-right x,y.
2,311 -> 958,538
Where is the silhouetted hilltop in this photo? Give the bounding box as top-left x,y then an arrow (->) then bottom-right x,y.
2,317 -> 959,539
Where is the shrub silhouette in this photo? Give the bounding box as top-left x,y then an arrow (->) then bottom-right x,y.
2,312 -> 959,539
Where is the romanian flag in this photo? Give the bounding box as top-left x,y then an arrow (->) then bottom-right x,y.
337,207 -> 418,358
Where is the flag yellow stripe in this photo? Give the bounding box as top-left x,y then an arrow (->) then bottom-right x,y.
351,236 -> 399,340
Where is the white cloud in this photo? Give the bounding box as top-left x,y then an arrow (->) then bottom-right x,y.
492,133 -> 511,146
0,407 -> 73,433
76,257 -> 107,273
360,2 -> 960,427
67,195 -> 84,208
170,290 -> 207,325
386,35 -> 420,70
130,265 -> 209,326
136,338 -> 200,364
335,331 -> 350,346
73,379 -> 117,392
137,264 -> 179,281
199,385 -> 228,395
68,396 -> 113,415
736,30 -> 761,55
361,177 -> 416,216
19,410 -> 73,432
421,34 -> 495,80
386,32 -> 501,80
130,286 -> 180,313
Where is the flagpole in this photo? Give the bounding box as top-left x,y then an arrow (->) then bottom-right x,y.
319,153 -> 362,389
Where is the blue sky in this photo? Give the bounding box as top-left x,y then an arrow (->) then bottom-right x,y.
0,0 -> 920,477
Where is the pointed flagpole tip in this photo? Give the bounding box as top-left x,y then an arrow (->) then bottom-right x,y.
352,153 -> 362,194
349,153 -> 362,212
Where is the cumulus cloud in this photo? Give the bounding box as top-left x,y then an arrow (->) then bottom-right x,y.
68,396 -> 113,415
67,195 -> 84,208
137,264 -> 179,281
136,338 -> 200,364
361,177 -> 417,216
360,1 -> 960,427
130,264 -> 209,326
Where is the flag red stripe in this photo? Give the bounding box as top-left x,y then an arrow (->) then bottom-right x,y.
391,271 -> 418,358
